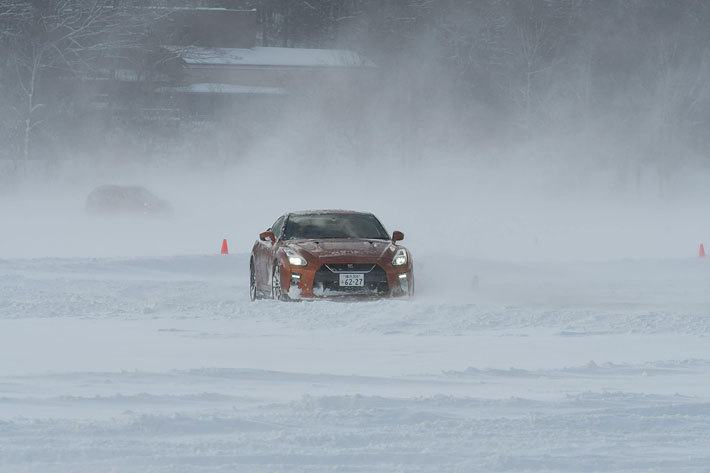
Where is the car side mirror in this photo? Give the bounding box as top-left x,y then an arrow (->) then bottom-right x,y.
259,231 -> 276,244
392,231 -> 404,242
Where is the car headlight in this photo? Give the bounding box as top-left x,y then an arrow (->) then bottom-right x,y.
392,248 -> 407,266
284,248 -> 308,266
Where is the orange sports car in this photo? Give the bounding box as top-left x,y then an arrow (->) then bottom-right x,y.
250,210 -> 414,300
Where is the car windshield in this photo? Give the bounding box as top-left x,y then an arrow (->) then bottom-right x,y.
283,214 -> 390,240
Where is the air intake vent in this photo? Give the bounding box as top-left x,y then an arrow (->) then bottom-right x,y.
314,264 -> 388,295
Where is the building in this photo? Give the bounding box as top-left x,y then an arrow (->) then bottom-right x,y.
90,7 -> 374,123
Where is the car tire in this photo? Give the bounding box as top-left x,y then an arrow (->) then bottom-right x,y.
272,262 -> 285,301
250,259 -> 257,301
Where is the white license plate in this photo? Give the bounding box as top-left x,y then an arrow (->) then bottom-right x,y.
339,273 -> 364,287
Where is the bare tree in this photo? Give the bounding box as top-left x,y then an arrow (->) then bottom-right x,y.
7,1 -> 156,171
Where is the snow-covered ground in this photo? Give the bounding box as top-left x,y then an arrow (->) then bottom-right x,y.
1,250 -> 709,472
2,162 -> 709,471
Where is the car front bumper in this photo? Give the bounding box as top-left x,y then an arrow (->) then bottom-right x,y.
281,261 -> 414,299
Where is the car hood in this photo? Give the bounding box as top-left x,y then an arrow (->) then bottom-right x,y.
286,239 -> 395,261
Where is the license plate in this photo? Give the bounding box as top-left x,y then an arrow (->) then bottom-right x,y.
339,273 -> 364,287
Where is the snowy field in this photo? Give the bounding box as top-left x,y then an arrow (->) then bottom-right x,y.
2,167 -> 710,472
1,248 -> 709,472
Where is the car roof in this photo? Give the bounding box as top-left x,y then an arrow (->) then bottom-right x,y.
92,185 -> 149,193
287,209 -> 374,217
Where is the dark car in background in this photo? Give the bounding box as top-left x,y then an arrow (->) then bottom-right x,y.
250,210 -> 414,300
86,185 -> 173,218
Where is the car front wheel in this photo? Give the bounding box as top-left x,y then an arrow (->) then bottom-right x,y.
249,259 -> 257,301
272,263 -> 284,300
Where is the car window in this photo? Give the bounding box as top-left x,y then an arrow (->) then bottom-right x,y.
283,214 -> 389,240
271,216 -> 286,240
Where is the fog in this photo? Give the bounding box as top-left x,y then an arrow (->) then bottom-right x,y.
2,0 -> 710,268
3,150 -> 708,264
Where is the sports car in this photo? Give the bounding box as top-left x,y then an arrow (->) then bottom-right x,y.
250,210 -> 414,300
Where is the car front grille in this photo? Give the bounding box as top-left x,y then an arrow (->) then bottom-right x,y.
324,263 -> 376,273
313,264 -> 389,296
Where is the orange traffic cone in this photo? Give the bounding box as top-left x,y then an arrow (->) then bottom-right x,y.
221,239 -> 229,255
700,243 -> 706,258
